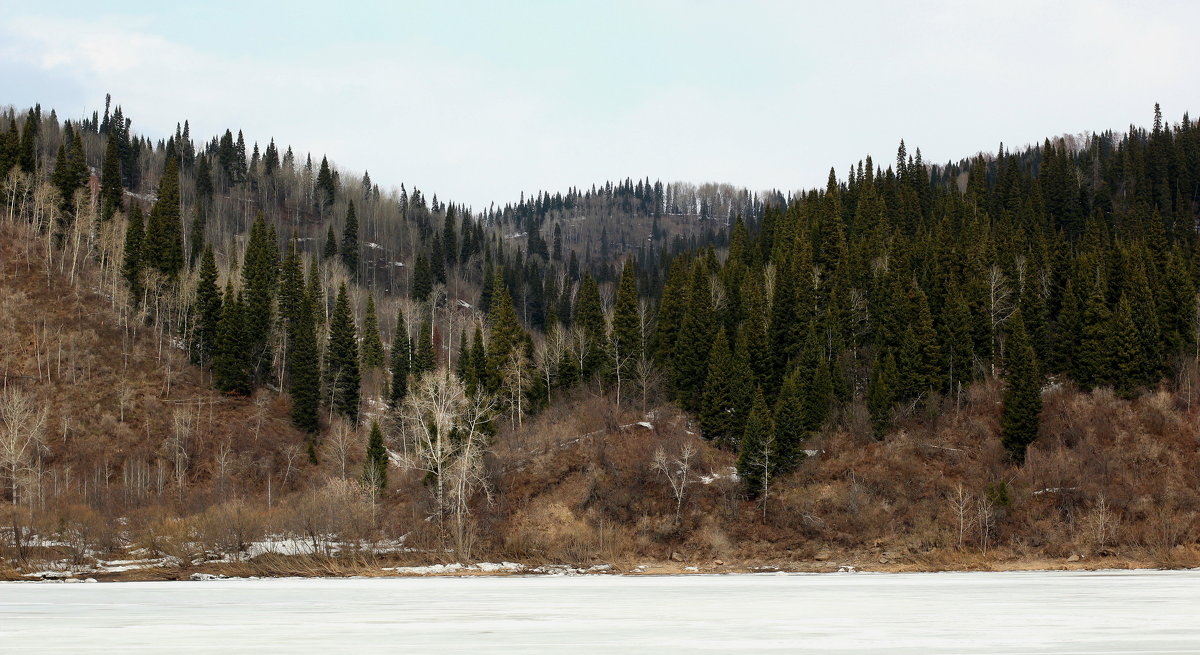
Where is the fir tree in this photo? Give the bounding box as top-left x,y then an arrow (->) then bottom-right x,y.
867,351 -> 898,439
323,224 -> 338,260
672,261 -> 716,410
1073,283 -> 1112,390
328,283 -> 361,424
486,270 -> 527,392
1107,294 -> 1143,398
737,387 -> 776,499
610,257 -> 642,381
288,261 -> 321,436
143,157 -> 184,279
698,329 -> 741,447
122,203 -> 145,298
389,308 -> 411,407
341,201 -> 359,278
411,255 -> 432,301
772,368 -> 806,470
192,246 -> 221,365
573,273 -> 606,376
364,421 -> 388,493
241,214 -> 279,383
361,293 -> 385,369
414,319 -> 435,377
1001,310 -> 1042,462
100,131 -> 123,221
214,282 -> 251,396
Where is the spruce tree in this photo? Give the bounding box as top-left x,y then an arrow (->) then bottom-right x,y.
651,256 -> 690,365
772,368 -> 806,470
361,293 -> 385,369
1107,294 -> 1142,398
672,261 -> 716,410
327,283 -> 361,424
411,255 -> 432,301
100,131 -> 123,221
487,270 -> 527,392
737,387 -> 776,499
214,282 -> 251,396
1001,310 -> 1042,462
192,246 -> 221,365
699,329 -> 739,447
1073,283 -> 1112,390
341,200 -> 359,278
573,273 -> 606,376
389,308 -> 411,407
867,351 -> 898,439
288,262 -> 321,436
241,214 -> 279,383
122,203 -> 145,298
143,157 -> 184,279
610,257 -> 642,380
364,421 -> 388,493
323,224 -> 338,260
896,286 -> 940,400
414,319 -> 435,377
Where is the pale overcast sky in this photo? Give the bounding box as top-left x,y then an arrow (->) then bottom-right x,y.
1,0 -> 1197,208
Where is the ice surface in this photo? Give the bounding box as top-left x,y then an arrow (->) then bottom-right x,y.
2,570 -> 1199,653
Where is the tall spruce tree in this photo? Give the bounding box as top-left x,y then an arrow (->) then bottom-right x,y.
288,260 -> 321,436
610,257 -> 642,380
122,203 -> 145,298
143,157 -> 184,279
361,293 -> 385,369
341,200 -> 359,278
737,387 -> 776,499
214,282 -> 251,395
1001,309 -> 1042,462
867,351 -> 898,439
192,246 -> 222,365
389,308 -> 410,407
364,421 -> 388,493
241,214 -> 279,383
327,283 -> 361,424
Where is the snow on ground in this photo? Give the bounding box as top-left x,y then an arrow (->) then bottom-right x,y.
1,570 -> 1198,652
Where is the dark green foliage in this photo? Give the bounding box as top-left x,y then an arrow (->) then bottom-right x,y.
867,351 -> 898,439
323,224 -> 337,260
651,257 -> 689,365
327,283 -> 361,424
192,246 -> 221,365
672,261 -> 716,410
737,387 -> 776,498
413,320 -> 435,377
361,294 -> 385,369
1073,283 -> 1112,390
772,368 -> 806,470
610,257 -> 642,379
389,308 -> 410,407
411,255 -> 432,301
286,245 -> 320,435
364,421 -> 388,492
573,273 -> 606,377
698,329 -> 747,448
341,201 -> 359,278
241,214 -> 279,382
316,156 -> 335,208
487,270 -> 527,391
1107,294 -> 1143,398
1001,310 -> 1041,462
122,203 -> 145,297
896,286 -> 941,401
214,282 -> 252,396
100,131 -> 123,220
143,158 -> 184,280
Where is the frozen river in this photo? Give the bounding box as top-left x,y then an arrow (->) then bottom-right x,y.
2,569 -> 1198,653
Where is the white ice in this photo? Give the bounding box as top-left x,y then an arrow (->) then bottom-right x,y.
1,569 -> 1198,653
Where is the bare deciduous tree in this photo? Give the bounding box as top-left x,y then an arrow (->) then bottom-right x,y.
0,389 -> 48,505
653,442 -> 696,526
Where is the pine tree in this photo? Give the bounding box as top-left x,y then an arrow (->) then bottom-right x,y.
327,283 -> 361,424
737,387 -> 776,499
573,273 -> 606,377
867,351 -> 898,439
772,368 -> 806,470
413,319 -> 435,377
1001,309 -> 1042,462
1073,283 -> 1112,390
1107,294 -> 1143,398
341,201 -> 359,278
411,255 -> 432,301
361,293 -> 385,369
122,203 -> 145,297
487,270 -> 527,392
610,257 -> 642,381
288,260 -> 321,435
100,131 -> 123,221
241,214 -> 279,383
143,158 -> 184,279
672,261 -> 716,410
192,246 -> 221,365
699,329 -> 740,447
214,282 -> 251,396
363,421 -> 388,493
389,308 -> 411,407
323,224 -> 338,260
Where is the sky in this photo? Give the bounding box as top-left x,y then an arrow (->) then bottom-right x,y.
1,0 -> 1197,209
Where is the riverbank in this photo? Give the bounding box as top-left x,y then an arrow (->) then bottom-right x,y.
5,544 -> 1197,582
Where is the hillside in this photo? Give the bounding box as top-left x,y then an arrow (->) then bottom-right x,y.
2,100 -> 1200,580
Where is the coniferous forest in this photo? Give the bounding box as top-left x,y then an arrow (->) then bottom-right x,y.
2,97 -> 1200,578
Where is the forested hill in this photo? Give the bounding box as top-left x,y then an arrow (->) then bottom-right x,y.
1,98 -> 1198,575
